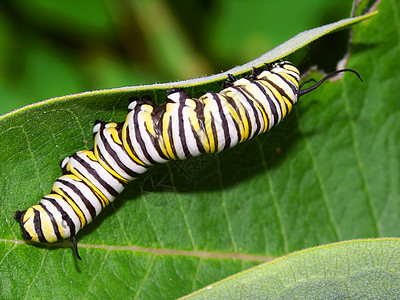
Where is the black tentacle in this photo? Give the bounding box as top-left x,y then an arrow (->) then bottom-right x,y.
71,235 -> 81,260
297,69 -> 362,97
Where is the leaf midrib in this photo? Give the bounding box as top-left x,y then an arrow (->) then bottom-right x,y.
0,238 -> 275,262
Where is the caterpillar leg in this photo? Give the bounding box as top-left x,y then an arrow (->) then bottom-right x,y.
248,66 -> 263,79
222,74 -> 237,88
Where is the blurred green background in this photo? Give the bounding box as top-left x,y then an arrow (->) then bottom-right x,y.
0,0 -> 353,115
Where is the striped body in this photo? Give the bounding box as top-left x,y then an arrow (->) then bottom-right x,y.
14,61 -> 300,246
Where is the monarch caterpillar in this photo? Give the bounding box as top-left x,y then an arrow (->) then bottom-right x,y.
14,61 -> 361,260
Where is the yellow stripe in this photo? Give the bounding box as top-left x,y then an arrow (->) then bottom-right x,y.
121,119 -> 146,166
26,204 -> 61,242
23,207 -> 39,241
224,90 -> 247,142
142,105 -> 156,137
93,136 -> 128,183
52,186 -> 87,227
65,151 -> 110,207
284,64 -> 300,75
281,73 -> 299,87
161,104 -> 176,159
250,97 -> 269,133
269,86 -> 288,117
237,101 -> 250,141
236,84 -> 270,133
46,195 -> 68,239
265,78 -> 296,118
107,123 -> 122,145
188,110 -> 210,153
203,101 -> 215,153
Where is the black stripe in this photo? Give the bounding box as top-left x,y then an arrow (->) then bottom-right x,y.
43,196 -> 77,237
123,117 -> 149,165
144,125 -> 168,161
210,92 -> 231,150
155,105 -> 174,159
62,177 -> 106,209
73,153 -> 119,198
262,80 -> 286,119
57,190 -> 84,229
53,181 -> 87,227
269,71 -> 298,103
15,210 -> 32,241
95,144 -> 130,184
230,86 -> 261,139
242,98 -> 253,141
285,71 -> 300,82
133,108 -> 157,165
266,79 -> 290,114
124,120 -> 138,161
120,120 -> 162,164
220,93 -> 242,144
239,83 -> 271,133
33,208 -> 47,242
57,178 -> 97,219
167,117 -> 178,158
40,203 -> 62,241
133,105 -> 170,161
250,80 -> 280,128
209,110 -> 219,150
190,123 -> 205,154
195,100 -> 206,133
150,103 -> 169,160
98,125 -> 140,178
243,91 -> 262,136
189,100 -> 206,153
178,102 -> 191,158
268,77 -> 295,106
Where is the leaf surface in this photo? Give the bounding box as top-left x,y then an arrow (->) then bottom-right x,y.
0,2 -> 397,299
183,238 -> 400,299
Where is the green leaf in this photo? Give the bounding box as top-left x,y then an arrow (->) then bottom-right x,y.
183,238 -> 400,299
2,1 -> 398,299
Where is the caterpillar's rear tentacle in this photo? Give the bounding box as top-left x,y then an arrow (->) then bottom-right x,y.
71,235 -> 81,260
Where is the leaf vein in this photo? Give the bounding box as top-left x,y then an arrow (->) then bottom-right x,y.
256,137 -> 289,253
215,153 -> 238,253
341,81 -> 381,236
295,110 -> 342,241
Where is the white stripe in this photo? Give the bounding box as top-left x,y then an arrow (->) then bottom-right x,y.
169,104 -> 186,159
40,196 -> 77,238
137,109 -> 168,164
70,151 -> 123,200
202,93 -> 226,152
96,126 -> 143,180
52,178 -> 94,223
181,99 -> 202,156
126,110 -> 152,165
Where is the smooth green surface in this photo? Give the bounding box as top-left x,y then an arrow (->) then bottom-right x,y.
1,0 -> 397,299
184,238 -> 400,299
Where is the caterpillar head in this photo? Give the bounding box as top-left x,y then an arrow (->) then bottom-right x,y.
14,209 -> 33,241
14,205 -> 59,243
15,205 -> 82,260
